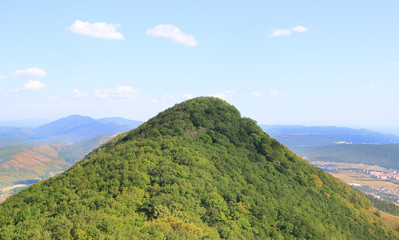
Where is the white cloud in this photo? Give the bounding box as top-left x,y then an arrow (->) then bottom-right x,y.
361,83 -> 375,88
71,89 -> 89,98
0,75 -> 8,79
395,62 -> 399,64
252,91 -> 261,97
269,29 -> 292,37
23,80 -> 46,90
292,25 -> 308,32
269,91 -> 279,96
94,86 -> 137,99
269,25 -> 308,37
115,86 -> 137,97
213,90 -> 235,99
66,20 -> 125,40
11,67 -> 46,77
146,24 -> 197,46
151,98 -> 159,103
183,93 -> 195,99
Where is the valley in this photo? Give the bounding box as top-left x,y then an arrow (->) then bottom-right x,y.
0,116 -> 140,201
311,161 -> 399,204
262,125 -> 399,206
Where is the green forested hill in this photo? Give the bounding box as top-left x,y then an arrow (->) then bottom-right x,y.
0,97 -> 397,239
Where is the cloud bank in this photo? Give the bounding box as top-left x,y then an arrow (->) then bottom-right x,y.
146,24 -> 197,46
269,25 -> 308,37
66,20 -> 125,40
23,80 -> 46,90
11,67 -> 46,77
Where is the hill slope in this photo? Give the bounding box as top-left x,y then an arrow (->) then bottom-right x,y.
0,97 -> 397,239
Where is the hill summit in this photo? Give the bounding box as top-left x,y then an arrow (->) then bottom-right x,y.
0,97 -> 397,239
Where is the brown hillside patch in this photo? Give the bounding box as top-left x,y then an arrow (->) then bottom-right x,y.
34,145 -> 59,158
370,208 -> 399,233
0,146 -> 59,170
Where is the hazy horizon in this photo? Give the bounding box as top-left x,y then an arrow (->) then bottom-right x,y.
2,113 -> 399,137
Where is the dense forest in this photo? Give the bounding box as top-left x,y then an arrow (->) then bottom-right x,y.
365,193 -> 399,217
0,97 -> 397,239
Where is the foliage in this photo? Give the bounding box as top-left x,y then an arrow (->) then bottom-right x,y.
363,193 -> 399,216
0,97 -> 397,239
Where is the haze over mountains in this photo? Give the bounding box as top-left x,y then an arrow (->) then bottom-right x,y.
0,116 -> 141,190
260,125 -> 399,148
0,136 -> 113,189
260,125 -> 399,170
1,97 -> 397,239
0,115 -> 142,147
4,116 -> 398,149
3,114 -> 399,190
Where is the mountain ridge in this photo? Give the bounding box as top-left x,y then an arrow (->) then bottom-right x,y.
260,124 -> 399,148
0,115 -> 139,147
0,97 -> 397,239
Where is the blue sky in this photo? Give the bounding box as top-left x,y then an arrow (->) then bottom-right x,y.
1,1 -> 398,130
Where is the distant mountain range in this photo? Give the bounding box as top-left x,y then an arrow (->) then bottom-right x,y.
3,119 -> 397,149
0,115 -> 143,147
260,125 -> 399,148
259,125 -> 399,169
2,117 -> 399,195
0,115 -> 143,189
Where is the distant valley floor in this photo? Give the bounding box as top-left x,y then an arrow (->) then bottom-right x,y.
311,161 -> 399,205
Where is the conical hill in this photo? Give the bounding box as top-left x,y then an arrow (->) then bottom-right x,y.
0,97 -> 397,239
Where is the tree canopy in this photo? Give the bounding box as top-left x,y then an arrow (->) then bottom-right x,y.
0,97 -> 397,239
